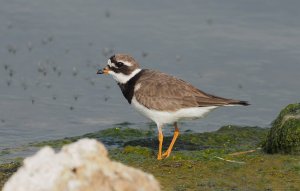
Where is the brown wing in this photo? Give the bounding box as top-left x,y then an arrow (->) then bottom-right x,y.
134,70 -> 241,111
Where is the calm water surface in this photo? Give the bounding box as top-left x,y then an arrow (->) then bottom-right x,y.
1,0 -> 300,153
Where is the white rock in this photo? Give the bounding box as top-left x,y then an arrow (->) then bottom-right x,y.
3,139 -> 160,191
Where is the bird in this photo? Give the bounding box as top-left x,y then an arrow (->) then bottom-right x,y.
97,54 -> 249,160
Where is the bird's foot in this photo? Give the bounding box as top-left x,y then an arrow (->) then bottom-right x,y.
161,150 -> 171,159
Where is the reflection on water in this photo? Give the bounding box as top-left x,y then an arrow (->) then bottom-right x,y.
1,0 -> 300,151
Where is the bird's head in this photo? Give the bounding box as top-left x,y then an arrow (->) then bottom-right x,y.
97,54 -> 141,84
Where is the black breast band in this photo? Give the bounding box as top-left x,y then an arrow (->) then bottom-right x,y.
118,69 -> 145,104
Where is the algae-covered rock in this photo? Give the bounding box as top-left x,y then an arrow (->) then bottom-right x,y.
263,103 -> 300,154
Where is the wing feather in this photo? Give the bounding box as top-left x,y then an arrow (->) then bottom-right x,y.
134,70 -> 235,111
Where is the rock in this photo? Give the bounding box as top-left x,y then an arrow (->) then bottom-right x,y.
263,103 -> 300,154
3,139 -> 160,191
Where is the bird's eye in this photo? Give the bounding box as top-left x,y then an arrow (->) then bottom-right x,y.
116,62 -> 124,67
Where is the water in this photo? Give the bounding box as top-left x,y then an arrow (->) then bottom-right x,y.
1,0 -> 300,152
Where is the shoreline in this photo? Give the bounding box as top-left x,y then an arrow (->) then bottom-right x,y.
1,103 -> 300,190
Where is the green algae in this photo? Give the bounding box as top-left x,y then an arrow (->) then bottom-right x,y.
108,124 -> 299,190
98,127 -> 154,139
123,146 -> 154,158
29,127 -> 155,148
124,125 -> 269,153
29,138 -> 76,148
263,103 -> 300,155
0,161 -> 21,188
1,124 -> 300,191
110,148 -> 300,191
181,125 -> 268,151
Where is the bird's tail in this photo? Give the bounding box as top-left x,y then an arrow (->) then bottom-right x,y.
226,100 -> 250,106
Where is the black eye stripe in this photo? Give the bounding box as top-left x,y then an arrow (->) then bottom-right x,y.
108,65 -> 131,75
109,58 -> 125,68
116,62 -> 124,67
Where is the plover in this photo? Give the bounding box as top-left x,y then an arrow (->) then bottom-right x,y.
97,54 -> 249,160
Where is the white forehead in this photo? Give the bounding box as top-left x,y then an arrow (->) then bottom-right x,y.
107,59 -> 132,67
107,59 -> 115,67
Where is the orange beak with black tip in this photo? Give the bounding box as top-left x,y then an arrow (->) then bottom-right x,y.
97,66 -> 110,75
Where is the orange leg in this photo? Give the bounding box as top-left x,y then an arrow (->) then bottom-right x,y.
157,125 -> 164,160
162,122 -> 180,158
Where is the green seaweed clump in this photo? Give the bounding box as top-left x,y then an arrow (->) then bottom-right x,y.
123,146 -> 154,157
180,125 -> 268,152
29,138 -> 76,148
263,103 -> 300,154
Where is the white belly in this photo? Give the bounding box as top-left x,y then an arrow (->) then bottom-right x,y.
131,97 -> 218,126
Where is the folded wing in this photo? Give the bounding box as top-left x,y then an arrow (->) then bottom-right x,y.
134,70 -> 248,111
